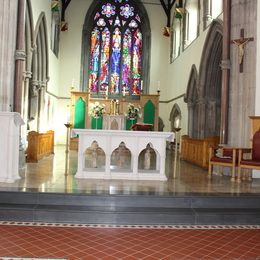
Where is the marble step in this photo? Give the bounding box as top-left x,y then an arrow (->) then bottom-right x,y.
0,191 -> 259,224
0,204 -> 259,224
0,191 -> 260,209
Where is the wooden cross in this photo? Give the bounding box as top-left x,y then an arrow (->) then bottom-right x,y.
231,28 -> 254,73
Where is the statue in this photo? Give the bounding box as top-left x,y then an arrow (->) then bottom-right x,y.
232,38 -> 250,65
144,145 -> 152,170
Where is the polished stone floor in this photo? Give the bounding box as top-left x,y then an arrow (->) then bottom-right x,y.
0,145 -> 260,195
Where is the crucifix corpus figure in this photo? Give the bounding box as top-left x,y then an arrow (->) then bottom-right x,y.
231,28 -> 254,73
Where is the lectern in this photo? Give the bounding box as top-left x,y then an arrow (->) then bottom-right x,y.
0,112 -> 24,183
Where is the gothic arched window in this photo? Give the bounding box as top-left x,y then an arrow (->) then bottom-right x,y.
85,0 -> 149,96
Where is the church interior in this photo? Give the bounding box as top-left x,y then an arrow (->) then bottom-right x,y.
0,0 -> 260,259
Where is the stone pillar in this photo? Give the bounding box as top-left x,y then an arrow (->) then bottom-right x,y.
187,103 -> 194,137
220,0 -> 231,144
228,0 -> 256,147
198,99 -> 206,139
0,0 -> 19,111
14,0 -> 26,114
21,71 -> 32,146
203,0 -> 213,29
28,80 -> 40,131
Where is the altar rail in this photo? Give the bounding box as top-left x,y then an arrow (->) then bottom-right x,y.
181,135 -> 219,169
26,131 -> 54,162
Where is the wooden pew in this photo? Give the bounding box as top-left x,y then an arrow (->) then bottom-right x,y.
181,135 -> 219,169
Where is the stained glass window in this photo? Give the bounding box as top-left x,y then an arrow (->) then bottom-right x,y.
88,0 -> 143,96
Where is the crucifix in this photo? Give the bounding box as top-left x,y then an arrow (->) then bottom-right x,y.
231,28 -> 254,73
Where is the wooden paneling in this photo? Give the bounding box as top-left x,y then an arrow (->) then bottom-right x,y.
70,92 -> 159,130
181,136 -> 219,169
69,92 -> 160,150
26,131 -> 54,162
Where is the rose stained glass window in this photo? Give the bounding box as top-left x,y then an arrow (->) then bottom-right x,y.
88,0 -> 143,96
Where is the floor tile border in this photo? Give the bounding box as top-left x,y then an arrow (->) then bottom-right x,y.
0,221 -> 259,230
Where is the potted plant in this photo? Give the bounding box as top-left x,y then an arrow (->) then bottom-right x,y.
89,102 -> 106,129
125,103 -> 142,130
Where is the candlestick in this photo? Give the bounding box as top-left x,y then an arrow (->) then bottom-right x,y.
157,80 -> 160,91
141,80 -> 143,91
122,86 -> 126,97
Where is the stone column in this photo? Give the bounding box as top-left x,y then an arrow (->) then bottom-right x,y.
0,0 -> 18,111
14,0 -> 26,114
38,82 -> 47,132
187,103 -> 194,137
203,0 -> 213,29
198,99 -> 206,139
220,0 -> 231,144
21,70 -> 32,144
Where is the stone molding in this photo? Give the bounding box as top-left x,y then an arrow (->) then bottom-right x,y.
15,50 -> 26,60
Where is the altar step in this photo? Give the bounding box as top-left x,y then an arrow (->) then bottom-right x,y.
0,191 -> 259,225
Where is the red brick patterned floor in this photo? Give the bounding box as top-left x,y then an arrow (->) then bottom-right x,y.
0,224 -> 259,260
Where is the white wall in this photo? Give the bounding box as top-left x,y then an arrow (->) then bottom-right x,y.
31,0 -> 64,143
160,24 -> 210,133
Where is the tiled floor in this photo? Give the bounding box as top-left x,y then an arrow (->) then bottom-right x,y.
0,147 -> 260,259
0,145 -> 260,195
0,223 -> 259,260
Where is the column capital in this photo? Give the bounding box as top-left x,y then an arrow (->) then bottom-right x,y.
220,59 -> 231,70
23,71 -> 32,79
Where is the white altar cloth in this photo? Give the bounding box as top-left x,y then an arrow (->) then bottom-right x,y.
72,129 -> 174,181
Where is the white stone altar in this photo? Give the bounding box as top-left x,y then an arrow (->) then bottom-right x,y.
72,129 -> 174,181
0,112 -> 24,183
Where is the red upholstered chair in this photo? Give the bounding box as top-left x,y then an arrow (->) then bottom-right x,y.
238,130 -> 260,182
208,147 -> 237,182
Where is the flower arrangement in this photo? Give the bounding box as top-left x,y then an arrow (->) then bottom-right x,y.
89,102 -> 106,118
125,103 -> 142,119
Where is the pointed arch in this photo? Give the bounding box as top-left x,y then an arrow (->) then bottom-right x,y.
184,64 -> 199,137
197,19 -> 223,138
184,64 -> 198,103
199,19 -> 223,99
169,103 -> 182,132
25,0 -> 34,73
81,0 -> 151,95
34,12 -> 49,83
29,12 -> 49,131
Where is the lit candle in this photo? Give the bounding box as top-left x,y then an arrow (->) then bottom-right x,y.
174,117 -> 180,129
123,87 -> 126,97
141,80 -> 143,90
106,86 -> 108,96
66,104 -> 70,123
88,79 -> 91,91
157,81 -> 160,91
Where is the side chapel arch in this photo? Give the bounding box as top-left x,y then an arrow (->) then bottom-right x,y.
81,0 -> 151,95
186,19 -> 223,139
169,103 -> 182,132
184,64 -> 199,138
29,12 -> 49,132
